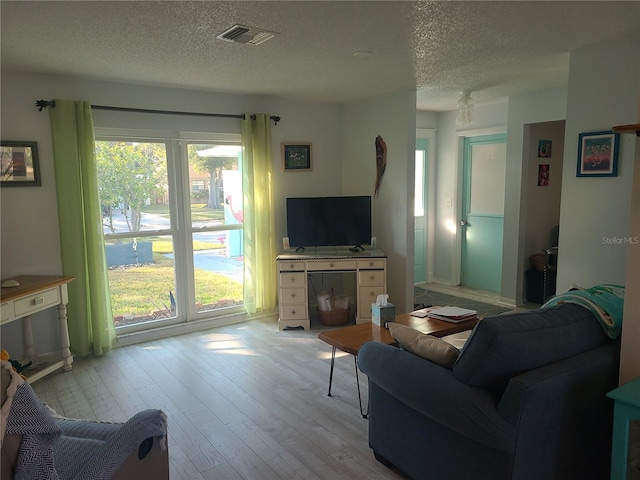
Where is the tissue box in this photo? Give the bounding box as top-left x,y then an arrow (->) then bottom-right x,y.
372,302 -> 395,326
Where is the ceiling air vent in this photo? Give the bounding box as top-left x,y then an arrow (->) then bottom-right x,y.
217,24 -> 278,46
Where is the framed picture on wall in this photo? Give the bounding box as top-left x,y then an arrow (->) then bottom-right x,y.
538,139 -> 552,158
576,131 -> 619,177
1,141 -> 41,186
282,142 -> 312,171
538,164 -> 550,186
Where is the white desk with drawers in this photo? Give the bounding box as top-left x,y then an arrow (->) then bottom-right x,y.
276,248 -> 387,330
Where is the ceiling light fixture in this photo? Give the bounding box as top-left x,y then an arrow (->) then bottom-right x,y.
456,91 -> 474,126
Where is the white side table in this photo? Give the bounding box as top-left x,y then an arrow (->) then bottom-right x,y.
1,275 -> 75,383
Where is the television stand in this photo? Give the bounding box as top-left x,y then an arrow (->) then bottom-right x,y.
276,247 -> 387,330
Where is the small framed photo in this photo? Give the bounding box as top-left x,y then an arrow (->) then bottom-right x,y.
538,139 -> 552,158
1,141 -> 41,186
282,142 -> 312,172
576,131 -> 619,177
538,164 -> 550,186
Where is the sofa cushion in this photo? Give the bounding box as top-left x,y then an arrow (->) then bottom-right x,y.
388,323 -> 460,369
453,303 -> 608,395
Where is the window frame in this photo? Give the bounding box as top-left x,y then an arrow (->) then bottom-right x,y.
95,128 -> 245,334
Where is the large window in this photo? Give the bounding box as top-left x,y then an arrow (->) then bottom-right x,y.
95,133 -> 243,331
186,142 -> 243,314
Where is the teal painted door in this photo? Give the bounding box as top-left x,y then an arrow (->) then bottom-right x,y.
414,138 -> 428,284
461,134 -> 507,293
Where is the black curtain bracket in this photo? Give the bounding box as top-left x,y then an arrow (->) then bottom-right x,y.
35,100 -> 280,125
36,99 -> 56,111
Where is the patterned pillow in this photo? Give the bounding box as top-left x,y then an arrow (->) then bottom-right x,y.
387,323 -> 460,369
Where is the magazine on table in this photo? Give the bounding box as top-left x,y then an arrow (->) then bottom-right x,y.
427,306 -> 477,323
410,308 -> 431,318
410,306 -> 477,321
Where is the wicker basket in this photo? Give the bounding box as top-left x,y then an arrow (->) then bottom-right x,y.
317,307 -> 350,326
530,253 -> 546,272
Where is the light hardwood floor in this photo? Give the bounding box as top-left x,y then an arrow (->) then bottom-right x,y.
32,317 -> 406,480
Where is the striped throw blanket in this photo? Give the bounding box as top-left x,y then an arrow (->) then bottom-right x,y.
542,284 -> 625,339
53,409 -> 167,480
2,361 -> 61,480
2,360 -> 168,480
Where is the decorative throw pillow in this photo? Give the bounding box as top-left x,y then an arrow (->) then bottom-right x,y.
387,323 -> 460,369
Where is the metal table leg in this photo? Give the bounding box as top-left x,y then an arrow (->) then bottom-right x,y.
355,356 -> 368,419
326,347 -> 368,418
327,346 -> 336,397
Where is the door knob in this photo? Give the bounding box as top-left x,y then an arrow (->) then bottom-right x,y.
460,220 -> 468,226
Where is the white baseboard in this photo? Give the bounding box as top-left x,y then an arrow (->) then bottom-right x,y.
115,312 -> 278,348
422,282 -> 505,307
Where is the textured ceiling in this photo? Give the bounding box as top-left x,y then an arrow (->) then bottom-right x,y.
1,1 -> 638,111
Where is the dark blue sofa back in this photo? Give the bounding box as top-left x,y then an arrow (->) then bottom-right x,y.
453,304 -> 609,395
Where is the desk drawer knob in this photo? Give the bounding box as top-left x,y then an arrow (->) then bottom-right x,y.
33,297 -> 45,306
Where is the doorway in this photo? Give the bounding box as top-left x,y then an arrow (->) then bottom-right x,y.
460,133 -> 507,293
414,138 -> 428,284
414,129 -> 436,288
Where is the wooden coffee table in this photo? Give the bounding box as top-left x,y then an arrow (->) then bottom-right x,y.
318,307 -> 479,417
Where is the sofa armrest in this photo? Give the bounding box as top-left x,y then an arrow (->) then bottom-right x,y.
1,434 -> 21,480
110,433 -> 169,480
498,341 -> 620,423
55,409 -> 168,480
497,341 -> 619,480
358,341 -> 516,453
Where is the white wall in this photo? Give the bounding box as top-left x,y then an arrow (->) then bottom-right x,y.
620,132 -> 640,385
342,90 -> 417,314
558,31 -> 640,385
416,111 -> 438,130
557,32 -> 639,292
3,29 -> 636,361
0,71 -> 344,355
263,96 -> 343,244
0,72 -> 345,271
432,53 -> 635,309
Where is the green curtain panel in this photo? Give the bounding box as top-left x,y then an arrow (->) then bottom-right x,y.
241,114 -> 278,314
49,100 -> 116,356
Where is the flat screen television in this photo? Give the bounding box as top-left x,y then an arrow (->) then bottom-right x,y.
286,196 -> 372,249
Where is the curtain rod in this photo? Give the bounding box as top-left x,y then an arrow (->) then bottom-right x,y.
35,100 -> 280,125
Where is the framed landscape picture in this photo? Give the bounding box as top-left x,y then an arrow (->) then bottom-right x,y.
282,142 -> 312,171
576,131 -> 619,177
0,141 -> 41,186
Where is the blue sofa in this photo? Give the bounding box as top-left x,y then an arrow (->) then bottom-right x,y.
358,303 -> 620,480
